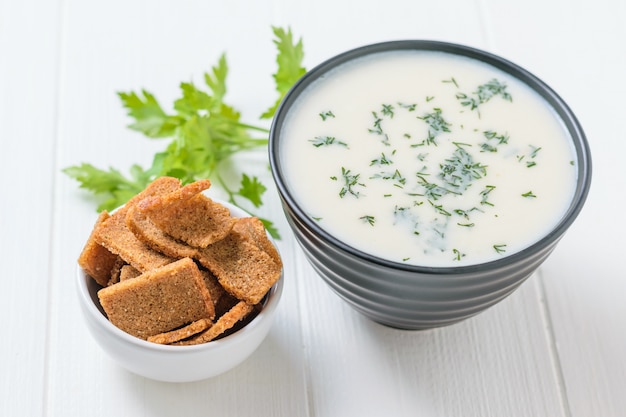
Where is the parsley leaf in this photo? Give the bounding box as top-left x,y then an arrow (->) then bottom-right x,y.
238,174 -> 267,208
118,90 -> 182,138
261,26 -> 306,119
63,26 -> 305,239
63,163 -> 151,212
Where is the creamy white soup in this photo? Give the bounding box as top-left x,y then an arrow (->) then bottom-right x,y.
279,51 -> 577,267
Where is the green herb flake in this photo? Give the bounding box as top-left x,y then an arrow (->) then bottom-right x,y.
309,136 -> 348,148
429,200 -> 452,217
398,102 -> 417,111
476,79 -> 512,102
338,167 -> 365,198
442,77 -> 459,88
370,169 -> 406,188
370,152 -> 393,166
452,248 -> 465,260
367,111 -> 391,146
518,145 -> 542,168
480,185 -> 496,206
456,78 -> 512,116
493,244 -> 507,254
359,215 -> 376,226
480,130 -> 510,153
319,110 -> 335,121
440,147 -> 487,193
417,108 -> 451,146
381,104 -> 395,118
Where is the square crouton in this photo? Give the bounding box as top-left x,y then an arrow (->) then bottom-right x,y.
199,268 -> 240,317
95,177 -> 181,272
98,258 -> 215,339
125,204 -> 198,259
138,180 -> 236,248
196,218 -> 282,305
174,301 -> 254,345
232,217 -> 282,268
78,211 -> 120,287
119,264 -> 141,281
147,318 -> 213,345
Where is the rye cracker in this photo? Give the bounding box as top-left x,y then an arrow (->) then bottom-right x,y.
78,211 -> 120,287
95,177 -> 180,272
174,301 -> 254,345
199,268 -> 239,317
147,318 -> 213,345
125,204 -> 197,259
98,258 -> 215,339
196,218 -> 281,305
138,180 -> 235,248
234,217 -> 282,268
119,264 -> 141,281
106,256 -> 126,287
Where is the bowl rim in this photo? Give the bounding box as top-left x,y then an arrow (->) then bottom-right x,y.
76,198 -> 284,352
268,39 -> 592,274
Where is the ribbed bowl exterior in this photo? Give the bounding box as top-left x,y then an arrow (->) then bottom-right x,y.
283,202 -> 558,329
269,40 -> 592,330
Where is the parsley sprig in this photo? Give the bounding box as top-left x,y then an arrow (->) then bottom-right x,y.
63,26 -> 306,239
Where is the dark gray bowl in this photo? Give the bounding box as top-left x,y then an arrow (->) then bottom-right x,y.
268,40 -> 592,330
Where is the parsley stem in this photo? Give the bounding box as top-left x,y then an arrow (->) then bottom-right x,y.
234,122 -> 271,133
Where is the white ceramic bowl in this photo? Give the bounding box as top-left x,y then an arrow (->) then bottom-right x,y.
76,200 -> 283,382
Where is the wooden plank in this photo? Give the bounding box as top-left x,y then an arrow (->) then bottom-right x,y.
482,1 -> 626,415
294,249 -> 567,416
0,1 -> 61,416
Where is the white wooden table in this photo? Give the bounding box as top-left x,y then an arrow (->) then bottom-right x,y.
1,1 -> 624,416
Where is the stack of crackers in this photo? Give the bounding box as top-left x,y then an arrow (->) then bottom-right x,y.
78,176 -> 283,345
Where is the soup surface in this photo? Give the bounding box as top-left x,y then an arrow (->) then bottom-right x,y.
279,50 -> 577,266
